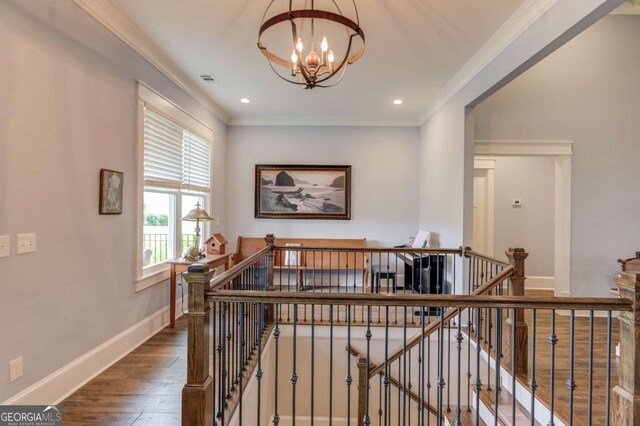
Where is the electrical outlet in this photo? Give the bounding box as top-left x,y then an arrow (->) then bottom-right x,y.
512,198 -> 522,208
16,233 -> 36,254
0,235 -> 9,258
9,357 -> 23,383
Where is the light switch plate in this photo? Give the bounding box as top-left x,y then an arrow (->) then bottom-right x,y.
16,233 -> 36,254
512,198 -> 522,208
9,357 -> 23,383
0,235 -> 8,258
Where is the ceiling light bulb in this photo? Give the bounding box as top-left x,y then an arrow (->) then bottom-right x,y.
321,36 -> 328,52
241,98 -> 250,104
296,37 -> 303,53
393,99 -> 403,105
327,50 -> 335,63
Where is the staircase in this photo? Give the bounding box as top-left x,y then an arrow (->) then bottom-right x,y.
179,235 -> 637,426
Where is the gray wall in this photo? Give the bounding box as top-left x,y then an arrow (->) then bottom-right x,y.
475,15 -> 640,297
492,157 -> 555,277
0,0 -> 226,401
225,125 -> 420,248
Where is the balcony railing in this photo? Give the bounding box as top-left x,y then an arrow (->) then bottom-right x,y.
142,233 -> 198,265
180,235 -> 639,426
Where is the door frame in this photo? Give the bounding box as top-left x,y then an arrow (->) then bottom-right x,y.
475,140 -> 573,297
473,157 -> 496,255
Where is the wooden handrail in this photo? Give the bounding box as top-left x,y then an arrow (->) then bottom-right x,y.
206,291 -> 631,312
208,245 -> 272,291
464,246 -> 511,267
272,245 -> 463,254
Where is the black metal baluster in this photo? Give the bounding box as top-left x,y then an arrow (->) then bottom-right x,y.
273,305 -> 280,426
402,306 -> 407,424
365,305 -> 372,425
311,303 -> 315,426
588,310 -> 594,425
549,309 -> 557,426
346,305 -> 352,426
292,304 -> 298,426
606,310 -> 613,426
437,306 -> 446,424
567,310 -> 575,426
456,310 -> 463,425
384,306 -> 390,426
494,308 -> 502,426
530,309 -> 538,426
256,303 -> 263,426
238,303 -> 244,425
511,307 -> 516,425
330,304 -> 334,425
475,307 -> 482,426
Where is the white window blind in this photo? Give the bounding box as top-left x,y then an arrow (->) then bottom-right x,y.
143,107 -> 211,192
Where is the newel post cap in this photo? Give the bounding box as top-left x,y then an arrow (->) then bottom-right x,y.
265,234 -> 276,245
506,247 -> 529,260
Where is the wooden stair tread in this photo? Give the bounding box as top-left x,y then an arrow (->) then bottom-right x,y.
473,385 -> 542,426
444,407 -> 487,425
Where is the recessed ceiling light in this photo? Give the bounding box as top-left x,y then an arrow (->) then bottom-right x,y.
240,98 -> 251,104
393,99 -> 403,105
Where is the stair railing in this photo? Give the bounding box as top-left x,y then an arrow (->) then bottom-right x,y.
181,235 -> 639,426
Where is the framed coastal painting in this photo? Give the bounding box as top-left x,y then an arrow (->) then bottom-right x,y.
255,165 -> 351,220
99,168 -> 124,214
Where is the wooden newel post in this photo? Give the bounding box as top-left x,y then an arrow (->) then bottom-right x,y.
505,248 -> 529,374
265,234 -> 276,323
357,357 -> 368,426
182,263 -> 215,426
612,272 -> 640,426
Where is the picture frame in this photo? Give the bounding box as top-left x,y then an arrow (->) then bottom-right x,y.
99,168 -> 124,215
255,164 -> 351,220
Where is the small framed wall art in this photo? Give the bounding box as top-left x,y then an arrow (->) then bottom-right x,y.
99,168 -> 124,215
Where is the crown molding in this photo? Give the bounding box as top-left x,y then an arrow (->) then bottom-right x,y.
228,116 -> 420,127
417,0 -> 560,125
72,0 -> 231,124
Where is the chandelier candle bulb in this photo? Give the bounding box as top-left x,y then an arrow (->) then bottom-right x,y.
296,37 -> 303,53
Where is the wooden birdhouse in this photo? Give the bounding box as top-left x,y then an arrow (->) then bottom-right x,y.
205,233 -> 228,255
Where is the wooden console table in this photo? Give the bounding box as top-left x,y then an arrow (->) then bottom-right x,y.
166,253 -> 232,328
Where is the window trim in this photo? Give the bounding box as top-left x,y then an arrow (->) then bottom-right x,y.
135,82 -> 214,292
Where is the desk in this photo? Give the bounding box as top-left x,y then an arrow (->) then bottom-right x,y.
166,254 -> 232,328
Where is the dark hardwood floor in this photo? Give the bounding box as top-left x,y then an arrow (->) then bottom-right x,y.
62,318 -> 188,425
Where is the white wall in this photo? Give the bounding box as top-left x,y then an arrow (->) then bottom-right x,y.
418,0 -> 619,250
0,0 -> 226,402
474,15 -> 640,297
492,157 -> 555,277
226,126 -> 420,248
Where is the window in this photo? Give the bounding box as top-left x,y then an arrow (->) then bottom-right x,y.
136,83 -> 214,289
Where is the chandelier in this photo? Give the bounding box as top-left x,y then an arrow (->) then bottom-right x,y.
258,1 -> 365,89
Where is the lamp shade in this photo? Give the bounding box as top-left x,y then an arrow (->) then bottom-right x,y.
182,205 -> 214,222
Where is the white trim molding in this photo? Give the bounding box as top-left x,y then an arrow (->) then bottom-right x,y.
474,140 -> 573,297
473,157 -> 496,255
72,0 -> 230,124
475,140 -> 574,157
2,298 -> 186,406
419,0 -> 561,124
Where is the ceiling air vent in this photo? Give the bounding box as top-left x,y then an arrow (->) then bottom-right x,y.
199,74 -> 217,83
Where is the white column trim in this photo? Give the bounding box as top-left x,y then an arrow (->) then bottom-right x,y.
475,140 -> 574,156
474,141 -> 573,296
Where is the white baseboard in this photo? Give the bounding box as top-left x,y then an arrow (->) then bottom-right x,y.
526,276 -> 555,290
2,297 -> 186,406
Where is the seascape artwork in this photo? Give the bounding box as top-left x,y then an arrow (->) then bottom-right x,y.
255,165 -> 351,220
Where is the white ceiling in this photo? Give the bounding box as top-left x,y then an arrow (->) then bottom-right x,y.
107,0 -> 527,126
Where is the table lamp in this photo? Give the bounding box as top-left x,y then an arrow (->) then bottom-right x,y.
181,201 -> 214,260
